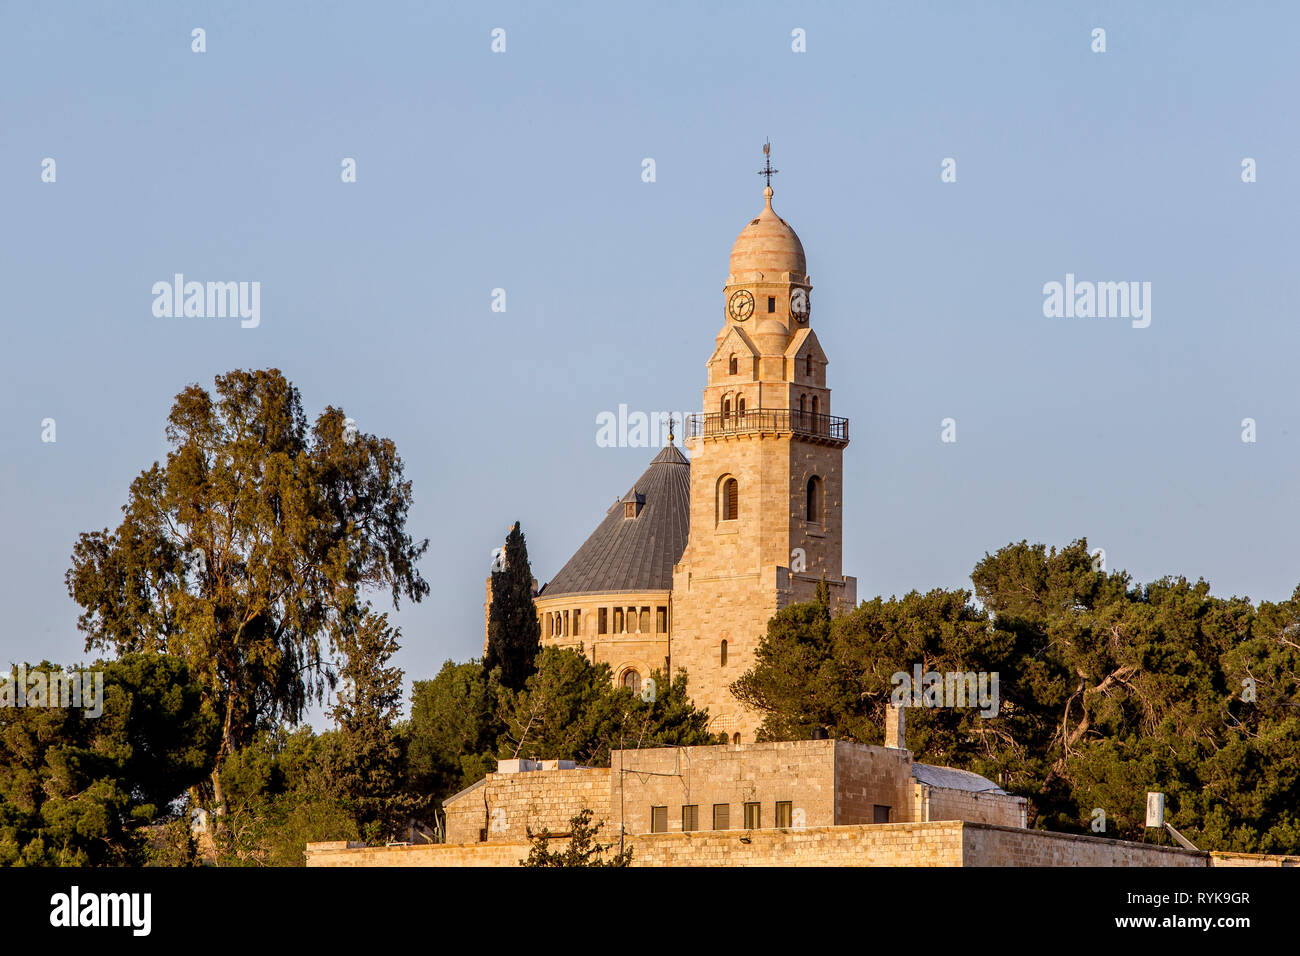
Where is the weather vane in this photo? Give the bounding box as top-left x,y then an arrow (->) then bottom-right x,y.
757,139 -> 778,188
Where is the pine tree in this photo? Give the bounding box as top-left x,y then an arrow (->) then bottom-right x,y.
329,606 -> 417,842
484,522 -> 541,691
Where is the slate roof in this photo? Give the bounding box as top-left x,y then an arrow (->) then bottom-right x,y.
540,444 -> 690,598
911,762 -> 1008,794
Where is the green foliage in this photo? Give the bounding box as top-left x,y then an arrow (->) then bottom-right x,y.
329,606 -> 419,843
404,647 -> 721,836
523,808 -> 632,867
64,368 -> 428,822
484,522 -> 541,691
498,647 -> 722,766
407,660 -> 500,813
0,654 -> 216,866
218,727 -> 358,866
733,538 -> 1300,853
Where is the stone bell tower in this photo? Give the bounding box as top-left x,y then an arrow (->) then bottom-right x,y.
671,154 -> 856,743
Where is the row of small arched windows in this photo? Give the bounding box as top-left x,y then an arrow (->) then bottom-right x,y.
721,396 -> 747,419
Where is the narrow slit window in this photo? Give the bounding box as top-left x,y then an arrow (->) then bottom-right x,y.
807,476 -> 823,523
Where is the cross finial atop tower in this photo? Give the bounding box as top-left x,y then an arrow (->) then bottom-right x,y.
757,139 -> 779,189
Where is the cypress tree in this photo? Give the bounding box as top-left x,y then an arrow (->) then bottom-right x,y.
484,521 -> 541,690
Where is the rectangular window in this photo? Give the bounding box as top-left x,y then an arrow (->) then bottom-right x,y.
544,614 -> 551,639
713,804 -> 730,830
873,805 -> 892,824
639,607 -> 650,633
598,607 -> 608,634
682,805 -> 699,832
656,606 -> 667,633
767,296 -> 776,312
775,801 -> 792,828
651,806 -> 668,833
743,802 -> 761,829
573,609 -> 581,635
613,608 -> 623,633
562,611 -> 569,637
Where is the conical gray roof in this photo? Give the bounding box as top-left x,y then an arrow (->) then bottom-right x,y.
541,444 -> 690,598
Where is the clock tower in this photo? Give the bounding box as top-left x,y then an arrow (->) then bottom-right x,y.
671,163 -> 856,743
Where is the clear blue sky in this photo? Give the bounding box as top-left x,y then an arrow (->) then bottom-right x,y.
3,1 -> 1297,721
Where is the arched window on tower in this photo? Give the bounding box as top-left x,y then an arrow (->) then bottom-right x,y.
729,354 -> 738,375
737,397 -> 746,419
807,475 -> 823,523
806,354 -> 814,378
732,732 -> 741,746
622,669 -> 641,695
722,396 -> 731,424
720,639 -> 728,667
719,477 -> 739,521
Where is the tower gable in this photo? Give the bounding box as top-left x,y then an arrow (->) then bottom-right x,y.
785,328 -> 829,388
708,326 -> 759,384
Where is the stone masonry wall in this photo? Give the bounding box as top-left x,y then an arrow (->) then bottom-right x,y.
922,783 -> 1026,828
624,822 -> 966,867
833,740 -> 917,824
308,821 -> 1219,867
961,824 -> 1205,867
611,739 -> 839,836
443,768 -> 611,845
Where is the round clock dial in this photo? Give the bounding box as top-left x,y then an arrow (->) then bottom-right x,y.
790,288 -> 810,323
728,290 -> 754,321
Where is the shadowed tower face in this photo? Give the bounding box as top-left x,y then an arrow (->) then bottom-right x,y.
672,173 -> 856,743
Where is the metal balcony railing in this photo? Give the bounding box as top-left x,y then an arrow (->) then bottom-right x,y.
686,408 -> 849,443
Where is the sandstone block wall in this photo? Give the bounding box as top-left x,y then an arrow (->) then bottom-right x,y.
1210,851 -> 1300,867
307,840 -> 531,867
922,783 -> 1027,829
611,739 -> 839,836
961,824 -> 1205,867
624,822 -> 967,867
833,740 -> 917,824
309,821 -> 1226,867
443,768 -> 611,845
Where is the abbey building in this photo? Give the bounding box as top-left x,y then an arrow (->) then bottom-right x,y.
487,174 -> 856,742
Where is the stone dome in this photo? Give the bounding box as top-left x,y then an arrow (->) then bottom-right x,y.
729,186 -> 806,279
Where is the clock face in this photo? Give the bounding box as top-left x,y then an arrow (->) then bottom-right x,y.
791,288 -> 810,322
728,290 -> 754,321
